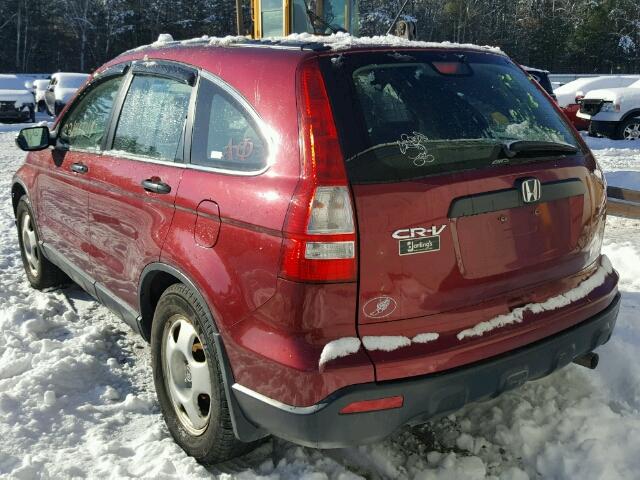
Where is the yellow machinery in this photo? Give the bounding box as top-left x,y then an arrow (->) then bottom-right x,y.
246,0 -> 359,38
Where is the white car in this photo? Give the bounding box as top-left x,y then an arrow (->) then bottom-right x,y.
554,75 -> 640,108
32,79 -> 51,112
0,75 -> 36,123
577,79 -> 640,140
44,72 -> 89,116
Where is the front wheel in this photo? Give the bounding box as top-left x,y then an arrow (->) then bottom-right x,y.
619,117 -> 640,140
16,196 -> 67,289
151,283 -> 253,464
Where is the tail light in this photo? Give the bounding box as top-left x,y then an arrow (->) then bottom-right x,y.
280,60 -> 357,283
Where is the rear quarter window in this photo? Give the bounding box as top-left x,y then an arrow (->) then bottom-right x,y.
191,77 -> 267,173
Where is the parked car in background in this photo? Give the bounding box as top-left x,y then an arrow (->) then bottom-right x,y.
578,79 -> 640,140
0,74 -> 35,123
555,76 -> 640,130
12,38 -> 619,464
44,72 -> 89,116
32,79 -> 51,112
522,66 -> 556,100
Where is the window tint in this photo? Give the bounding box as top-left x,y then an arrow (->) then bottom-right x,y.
192,79 -> 267,172
321,52 -> 579,183
112,75 -> 191,161
58,76 -> 123,151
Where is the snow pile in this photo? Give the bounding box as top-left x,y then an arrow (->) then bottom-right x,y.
319,331 -> 440,365
412,332 -> 440,343
362,335 -> 411,352
318,337 -> 361,366
458,256 -> 613,340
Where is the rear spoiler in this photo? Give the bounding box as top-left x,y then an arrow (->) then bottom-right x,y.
607,186 -> 640,219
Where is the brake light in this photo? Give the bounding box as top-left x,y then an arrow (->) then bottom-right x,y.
280,60 -> 357,283
339,396 -> 404,414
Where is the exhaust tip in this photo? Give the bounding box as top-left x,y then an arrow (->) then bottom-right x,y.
573,352 -> 599,370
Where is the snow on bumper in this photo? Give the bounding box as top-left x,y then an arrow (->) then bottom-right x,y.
458,256 -> 614,340
231,293 -> 620,448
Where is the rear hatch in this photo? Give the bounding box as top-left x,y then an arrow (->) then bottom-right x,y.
319,49 -> 602,376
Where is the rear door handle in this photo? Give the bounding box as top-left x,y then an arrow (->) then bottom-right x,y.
141,179 -> 171,194
70,162 -> 88,174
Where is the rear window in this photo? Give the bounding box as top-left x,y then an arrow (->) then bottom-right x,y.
320,51 -> 580,183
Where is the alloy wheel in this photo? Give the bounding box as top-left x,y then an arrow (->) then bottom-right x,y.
623,122 -> 640,140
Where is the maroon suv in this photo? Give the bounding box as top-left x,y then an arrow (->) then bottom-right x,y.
11,38 -> 620,464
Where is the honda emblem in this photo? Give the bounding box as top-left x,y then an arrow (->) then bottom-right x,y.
521,178 -> 542,203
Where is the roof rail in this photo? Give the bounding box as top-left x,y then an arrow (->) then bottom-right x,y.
228,38 -> 331,51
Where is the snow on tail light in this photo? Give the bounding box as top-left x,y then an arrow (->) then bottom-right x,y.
339,396 -> 404,414
279,60 -> 357,283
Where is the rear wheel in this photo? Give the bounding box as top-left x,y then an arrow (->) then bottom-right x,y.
16,196 -> 67,289
619,117 -> 640,140
151,283 -> 252,464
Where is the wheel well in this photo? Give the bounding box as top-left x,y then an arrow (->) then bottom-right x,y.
621,109 -> 640,123
11,183 -> 26,215
139,270 -> 181,341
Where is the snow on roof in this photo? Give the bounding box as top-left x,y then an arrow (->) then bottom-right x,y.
122,32 -> 504,56
283,32 -> 504,54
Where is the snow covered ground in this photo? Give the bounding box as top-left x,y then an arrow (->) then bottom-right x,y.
0,121 -> 638,479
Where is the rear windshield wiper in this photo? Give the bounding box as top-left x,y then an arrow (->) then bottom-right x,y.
502,140 -> 579,158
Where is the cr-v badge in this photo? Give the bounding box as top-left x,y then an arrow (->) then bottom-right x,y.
392,225 -> 446,256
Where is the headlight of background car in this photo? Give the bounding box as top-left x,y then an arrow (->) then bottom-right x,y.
600,101 -> 620,112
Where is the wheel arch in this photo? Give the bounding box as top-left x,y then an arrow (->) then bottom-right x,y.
138,261 -> 266,442
621,109 -> 640,123
138,262 -> 220,342
11,178 -> 29,216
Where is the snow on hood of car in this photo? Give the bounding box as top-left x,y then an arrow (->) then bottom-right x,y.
123,32 -> 504,56
0,89 -> 33,106
584,85 -> 640,102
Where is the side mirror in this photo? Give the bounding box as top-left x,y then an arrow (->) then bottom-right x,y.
15,126 -> 51,151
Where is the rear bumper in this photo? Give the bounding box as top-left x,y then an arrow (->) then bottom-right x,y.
232,293 -> 620,448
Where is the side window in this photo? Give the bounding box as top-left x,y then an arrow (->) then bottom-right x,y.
112,75 -> 191,161
58,76 -> 122,151
192,78 -> 267,172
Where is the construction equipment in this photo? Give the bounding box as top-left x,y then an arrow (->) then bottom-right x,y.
248,0 -> 358,38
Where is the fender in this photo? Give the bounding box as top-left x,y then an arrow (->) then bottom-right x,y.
621,108 -> 640,122
138,261 -> 267,443
11,174 -> 31,215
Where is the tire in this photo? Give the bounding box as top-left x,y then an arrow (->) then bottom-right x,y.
618,117 -> 640,140
151,283 -> 253,464
15,196 -> 67,289
29,108 -> 36,123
